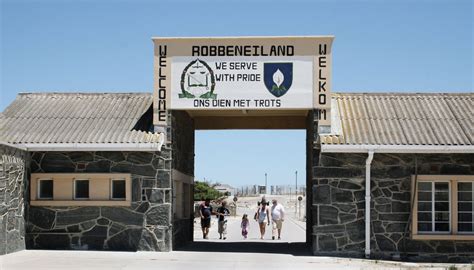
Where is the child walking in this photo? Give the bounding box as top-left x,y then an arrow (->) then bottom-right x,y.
241,214 -> 249,239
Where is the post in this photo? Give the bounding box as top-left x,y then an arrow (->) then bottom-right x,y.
365,151 -> 374,258
295,171 -> 298,214
298,199 -> 301,220
295,170 -> 298,196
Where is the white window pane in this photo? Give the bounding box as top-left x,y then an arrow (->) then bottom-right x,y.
112,180 -> 126,199
458,213 -> 473,222
458,222 -> 474,232
418,212 -> 432,221
418,222 -> 431,232
435,212 -> 449,221
435,202 -> 449,211
435,222 -> 450,231
458,182 -> 472,192
418,182 -> 431,191
418,191 -> 431,201
39,180 -> 53,199
75,180 -> 89,199
458,192 -> 472,202
418,202 -> 431,211
435,182 -> 449,191
458,202 -> 472,212
435,191 -> 449,201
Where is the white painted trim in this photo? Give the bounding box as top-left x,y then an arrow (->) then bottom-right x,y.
321,144 -> 474,154
12,141 -> 164,152
365,151 -> 374,258
0,142 -> 27,151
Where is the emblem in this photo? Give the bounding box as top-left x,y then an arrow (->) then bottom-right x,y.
263,63 -> 293,97
179,59 -> 216,99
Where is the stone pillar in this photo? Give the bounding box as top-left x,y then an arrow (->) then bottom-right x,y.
170,110 -> 195,249
312,152 -> 366,257
0,144 -> 28,255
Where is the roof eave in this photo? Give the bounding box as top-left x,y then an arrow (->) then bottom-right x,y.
12,141 -> 165,152
321,144 -> 474,154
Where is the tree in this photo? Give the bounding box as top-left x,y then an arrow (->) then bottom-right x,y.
194,181 -> 223,201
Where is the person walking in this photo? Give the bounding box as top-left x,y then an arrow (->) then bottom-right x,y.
199,198 -> 216,239
255,198 -> 270,240
271,199 -> 285,240
216,201 -> 230,240
241,214 -> 250,239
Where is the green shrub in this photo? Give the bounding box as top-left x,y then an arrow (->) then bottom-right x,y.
194,181 -> 223,201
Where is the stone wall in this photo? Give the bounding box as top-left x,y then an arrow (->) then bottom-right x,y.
171,111 -> 195,249
26,150 -> 172,251
312,152 -> 474,262
0,144 -> 28,255
171,111 -> 194,176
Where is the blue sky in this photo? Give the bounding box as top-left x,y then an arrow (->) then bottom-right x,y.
1,0 -> 472,186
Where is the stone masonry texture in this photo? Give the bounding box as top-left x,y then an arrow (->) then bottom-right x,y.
0,144 -> 28,255
26,150 -> 172,251
312,152 -> 474,263
170,111 -> 195,249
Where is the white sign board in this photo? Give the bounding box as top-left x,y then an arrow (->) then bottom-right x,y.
171,56 -> 313,109
153,36 -> 334,127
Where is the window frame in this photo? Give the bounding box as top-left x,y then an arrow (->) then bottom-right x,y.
73,179 -> 90,200
416,181 -> 451,234
412,175 -> 474,240
30,173 -> 131,206
456,181 -> 474,235
110,179 -> 126,200
37,179 -> 54,200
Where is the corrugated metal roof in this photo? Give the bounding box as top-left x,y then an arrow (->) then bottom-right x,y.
0,93 -> 163,145
1,92 -> 471,147
321,93 -> 473,146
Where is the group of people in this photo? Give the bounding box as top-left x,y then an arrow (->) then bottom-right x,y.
199,197 -> 285,240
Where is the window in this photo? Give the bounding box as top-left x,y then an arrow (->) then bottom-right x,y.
417,181 -> 450,233
111,179 -> 126,200
31,173 -> 131,206
412,175 -> 474,240
38,179 -> 53,199
74,180 -> 89,199
458,182 -> 474,233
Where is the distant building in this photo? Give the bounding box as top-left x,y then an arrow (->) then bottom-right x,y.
214,184 -> 235,196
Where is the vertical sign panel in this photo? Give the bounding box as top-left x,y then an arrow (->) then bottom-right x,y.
314,42 -> 332,127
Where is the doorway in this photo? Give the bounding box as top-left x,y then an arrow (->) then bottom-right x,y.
171,110 -> 315,253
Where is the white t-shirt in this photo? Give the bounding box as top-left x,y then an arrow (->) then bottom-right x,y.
271,204 -> 285,220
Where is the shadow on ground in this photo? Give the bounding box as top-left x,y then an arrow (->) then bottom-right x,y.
176,241 -> 312,256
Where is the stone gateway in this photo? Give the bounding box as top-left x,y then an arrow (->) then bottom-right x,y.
0,36 -> 473,263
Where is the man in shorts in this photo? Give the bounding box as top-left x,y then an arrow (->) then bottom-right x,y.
199,198 -> 215,239
271,199 -> 285,240
216,201 -> 230,240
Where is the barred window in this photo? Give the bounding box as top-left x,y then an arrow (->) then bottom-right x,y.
38,179 -> 53,199
30,173 -> 131,207
417,181 -> 450,233
412,175 -> 474,240
458,182 -> 474,233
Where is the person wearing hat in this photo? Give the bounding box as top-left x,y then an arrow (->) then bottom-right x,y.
254,197 -> 270,240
